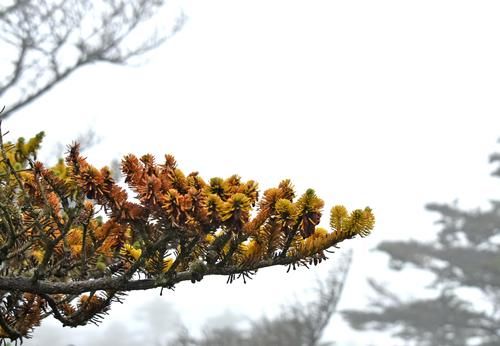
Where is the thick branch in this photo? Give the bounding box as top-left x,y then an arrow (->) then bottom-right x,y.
0,255 -> 305,295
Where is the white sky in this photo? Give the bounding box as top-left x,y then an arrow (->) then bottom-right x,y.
6,0 -> 500,345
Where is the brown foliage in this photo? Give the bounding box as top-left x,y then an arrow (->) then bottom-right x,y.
0,128 -> 374,342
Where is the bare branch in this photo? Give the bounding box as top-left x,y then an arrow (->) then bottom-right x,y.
0,0 -> 184,119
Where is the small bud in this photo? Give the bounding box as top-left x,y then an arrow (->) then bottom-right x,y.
96,261 -> 107,272
189,259 -> 207,282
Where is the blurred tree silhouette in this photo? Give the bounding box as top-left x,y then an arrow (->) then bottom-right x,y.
343,149 -> 500,346
169,252 -> 352,346
0,0 -> 185,119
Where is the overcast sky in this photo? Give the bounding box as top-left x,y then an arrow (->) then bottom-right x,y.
6,0 -> 500,345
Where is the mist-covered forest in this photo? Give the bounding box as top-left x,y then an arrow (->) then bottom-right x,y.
1,1 -> 500,346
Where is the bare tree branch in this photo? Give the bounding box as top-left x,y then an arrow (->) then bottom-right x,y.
0,0 -> 186,119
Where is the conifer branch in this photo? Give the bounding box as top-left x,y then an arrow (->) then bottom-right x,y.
0,127 -> 374,341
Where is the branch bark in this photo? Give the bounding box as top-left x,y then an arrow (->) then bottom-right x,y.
0,255 -> 312,295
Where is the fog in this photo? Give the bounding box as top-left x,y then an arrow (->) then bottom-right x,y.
4,0 -> 500,345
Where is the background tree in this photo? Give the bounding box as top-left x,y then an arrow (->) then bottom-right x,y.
343,150 -> 500,346
0,127 -> 374,343
0,0 -> 185,119
168,252 -> 351,346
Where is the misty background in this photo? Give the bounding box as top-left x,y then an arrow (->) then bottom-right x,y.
2,0 -> 500,345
